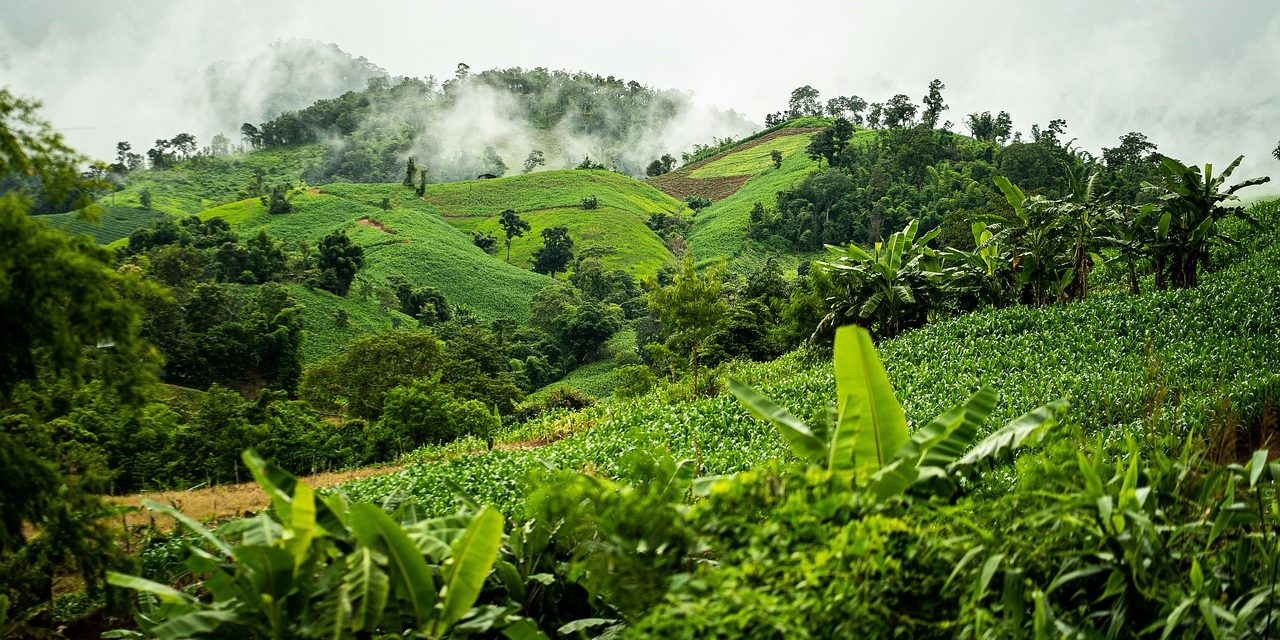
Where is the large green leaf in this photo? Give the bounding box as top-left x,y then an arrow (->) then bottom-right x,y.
728,377 -> 825,464
243,449 -> 346,539
231,545 -> 296,603
141,499 -> 234,559
150,610 -> 241,640
950,398 -> 1069,473
345,547 -> 390,632
435,505 -> 505,636
833,325 -> 907,472
284,481 -> 317,568
349,503 -> 438,628
106,572 -> 198,606
908,387 -> 999,468
994,175 -> 1026,219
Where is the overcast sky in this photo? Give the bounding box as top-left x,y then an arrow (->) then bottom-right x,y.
3,0 -> 1278,188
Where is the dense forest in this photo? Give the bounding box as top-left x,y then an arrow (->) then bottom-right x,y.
3,26 -> 1280,638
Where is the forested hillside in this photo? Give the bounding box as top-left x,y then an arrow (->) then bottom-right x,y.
3,33 -> 1280,639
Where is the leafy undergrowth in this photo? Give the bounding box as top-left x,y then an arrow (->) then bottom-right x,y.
337,199 -> 1280,516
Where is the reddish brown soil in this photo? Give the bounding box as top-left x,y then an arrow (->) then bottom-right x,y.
357,217 -> 396,234
648,127 -> 822,202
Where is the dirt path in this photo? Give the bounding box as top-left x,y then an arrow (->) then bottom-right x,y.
111,465 -> 401,528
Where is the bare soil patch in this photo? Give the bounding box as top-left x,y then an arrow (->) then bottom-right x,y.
648,127 -> 822,202
357,217 -> 396,234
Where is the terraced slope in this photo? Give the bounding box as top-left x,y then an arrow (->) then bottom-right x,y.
198,190 -> 551,361
420,169 -> 683,276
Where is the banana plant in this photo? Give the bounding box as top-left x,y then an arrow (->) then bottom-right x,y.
982,176 -> 1075,305
818,219 -> 942,339
106,450 -> 545,640
1145,155 -> 1270,289
939,221 -> 1012,308
720,325 -> 1068,501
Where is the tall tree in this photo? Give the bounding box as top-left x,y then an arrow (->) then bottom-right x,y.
921,79 -> 947,128
532,226 -> 574,278
316,230 -> 364,296
0,87 -> 151,624
404,157 -> 417,187
881,94 -> 918,128
787,85 -> 822,119
498,208 -> 530,263
523,149 -> 546,174
645,256 -> 726,393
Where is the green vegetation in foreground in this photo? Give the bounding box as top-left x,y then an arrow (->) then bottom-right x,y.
421,169 -> 681,218
201,190 -> 551,325
339,199 -> 1280,517
690,131 -> 816,178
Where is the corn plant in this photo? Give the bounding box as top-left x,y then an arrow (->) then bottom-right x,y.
721,324 -> 1068,501
105,450 -> 552,639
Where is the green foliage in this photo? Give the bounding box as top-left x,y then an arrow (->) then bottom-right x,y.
316,229 -> 364,296
646,257 -> 727,391
531,225 -> 574,278
109,451 -> 548,638
818,219 -> 942,339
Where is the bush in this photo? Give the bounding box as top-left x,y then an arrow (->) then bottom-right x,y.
581,195 -> 599,210
612,364 -> 657,399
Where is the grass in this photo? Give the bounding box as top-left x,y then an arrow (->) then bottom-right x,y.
286,284 -> 414,363
199,191 -> 552,327
335,199 -> 1280,518
38,206 -> 165,244
448,208 -> 672,275
420,169 -> 681,218
690,132 -> 815,179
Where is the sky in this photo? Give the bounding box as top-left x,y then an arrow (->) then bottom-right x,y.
2,0 -> 1278,188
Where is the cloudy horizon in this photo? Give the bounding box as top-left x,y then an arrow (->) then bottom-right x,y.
2,0 -> 1277,190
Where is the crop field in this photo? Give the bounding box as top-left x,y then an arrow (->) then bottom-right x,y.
418,169 -> 682,218
690,130 -> 816,178
448,207 -> 673,275
204,191 -> 552,322
38,206 -> 165,244
286,284 -> 414,363
337,200 -> 1280,517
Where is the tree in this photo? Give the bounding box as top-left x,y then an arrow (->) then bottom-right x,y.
523,149 -> 545,174
921,79 -> 947,128
867,102 -> 883,129
645,256 -> 726,393
483,146 -> 507,177
404,157 -> 417,187
0,87 -> 151,624
1274,139 -> 1280,161
532,226 -> 574,278
210,133 -> 230,157
1147,155 -> 1270,288
817,219 -> 941,339
770,149 -> 783,169
138,188 -> 153,210
966,112 -> 996,141
472,230 -> 498,255
993,111 -> 1013,143
240,122 -> 263,148
266,184 -> 292,214
882,94 -> 918,128
169,132 -> 197,159
498,209 -> 530,263
787,85 -> 822,119
316,230 -> 364,296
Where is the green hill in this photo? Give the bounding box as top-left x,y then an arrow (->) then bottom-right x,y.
651,125 -> 828,273
196,189 -> 552,361
42,145 -> 326,244
425,169 -> 683,276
